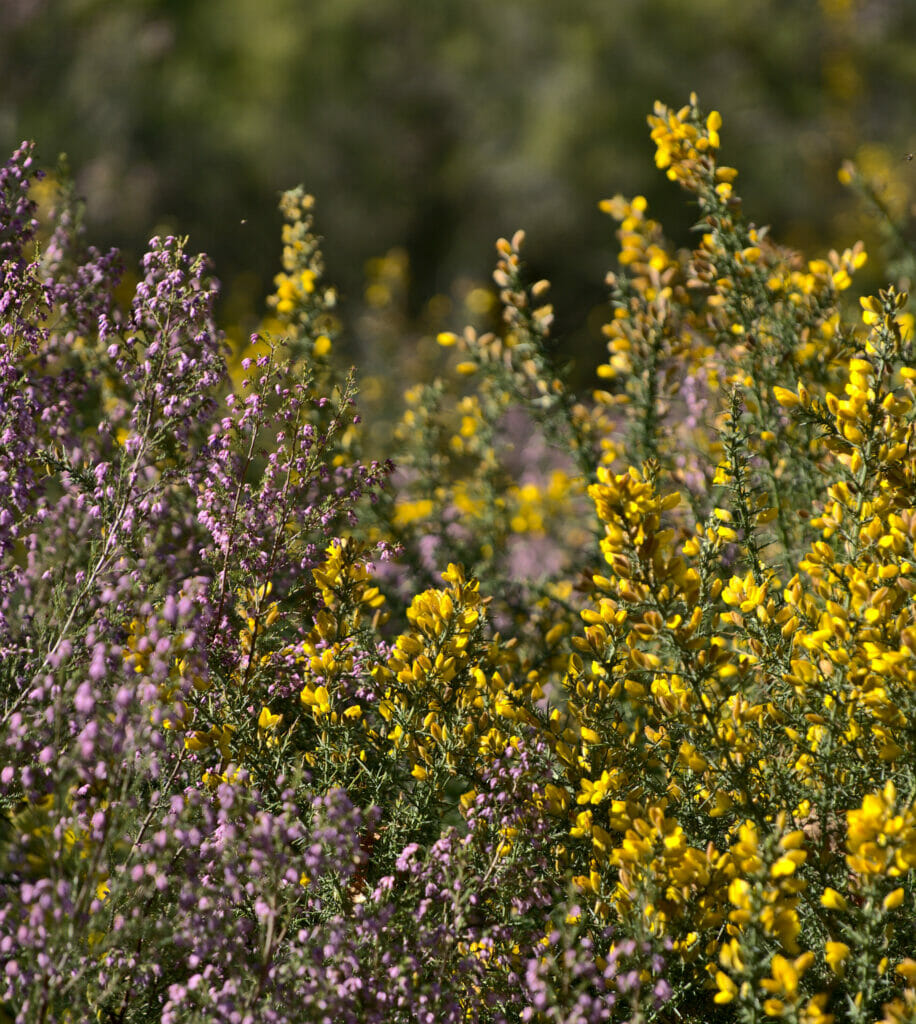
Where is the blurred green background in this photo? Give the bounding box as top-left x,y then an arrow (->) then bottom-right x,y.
3,0 -> 916,369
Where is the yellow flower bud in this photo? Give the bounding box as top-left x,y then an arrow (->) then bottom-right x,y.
824,942 -> 850,976
773,386 -> 801,408
883,887 -> 905,911
821,887 -> 848,912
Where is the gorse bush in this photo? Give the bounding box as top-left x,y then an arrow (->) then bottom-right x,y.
1,96 -> 915,1023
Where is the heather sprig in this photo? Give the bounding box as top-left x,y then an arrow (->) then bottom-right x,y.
40,159 -> 123,340
0,156 -> 394,1022
0,142 -> 59,585
8,232 -> 225,695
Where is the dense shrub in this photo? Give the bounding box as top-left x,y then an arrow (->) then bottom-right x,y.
1,97 -> 915,1023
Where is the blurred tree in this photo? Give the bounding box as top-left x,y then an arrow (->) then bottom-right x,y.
3,0 -> 916,373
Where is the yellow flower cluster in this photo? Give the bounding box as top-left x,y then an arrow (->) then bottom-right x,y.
272,268 -> 317,316
595,194 -> 708,476
264,186 -> 336,358
507,471 -> 581,536
714,821 -> 813,1013
495,99 -> 916,1021
298,539 -> 386,739
391,380 -> 507,553
372,563 -> 538,789
647,93 -> 731,196
252,95 -> 916,1022
846,782 -> 916,878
